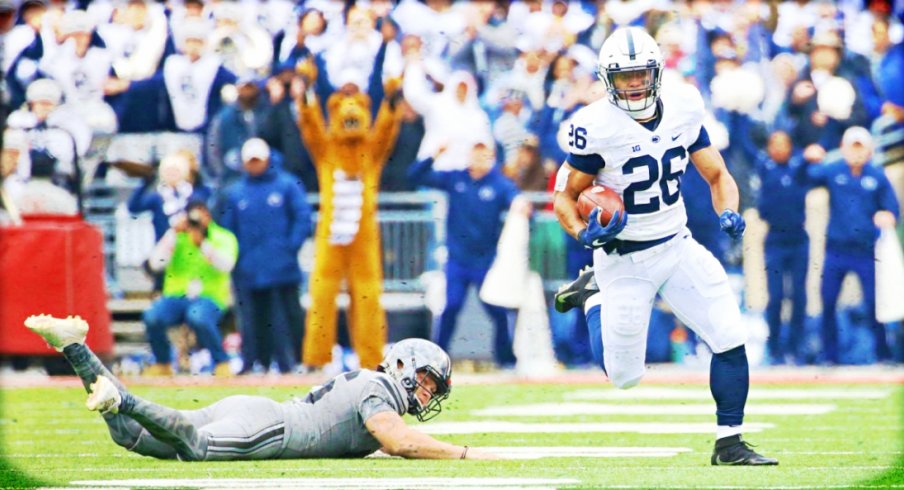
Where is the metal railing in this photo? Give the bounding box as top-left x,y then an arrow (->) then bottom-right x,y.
95,187 -> 570,295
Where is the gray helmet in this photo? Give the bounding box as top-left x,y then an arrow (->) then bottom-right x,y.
378,338 -> 452,422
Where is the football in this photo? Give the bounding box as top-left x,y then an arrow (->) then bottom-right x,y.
577,185 -> 624,226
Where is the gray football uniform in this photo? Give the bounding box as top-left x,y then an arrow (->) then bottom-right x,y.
279,369 -> 409,458
63,342 -> 411,461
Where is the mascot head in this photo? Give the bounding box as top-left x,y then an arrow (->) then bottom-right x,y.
327,92 -> 372,143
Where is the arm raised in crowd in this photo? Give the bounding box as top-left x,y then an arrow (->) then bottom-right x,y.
294,63 -> 329,164
126,179 -> 159,215
371,78 -> 404,165
406,147 -> 451,190
401,61 -> 433,118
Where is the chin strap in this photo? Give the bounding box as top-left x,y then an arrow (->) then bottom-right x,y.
625,102 -> 658,121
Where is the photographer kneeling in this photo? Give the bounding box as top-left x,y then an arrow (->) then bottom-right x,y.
142,201 -> 239,376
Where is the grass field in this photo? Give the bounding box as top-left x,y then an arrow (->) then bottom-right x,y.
1,370 -> 902,489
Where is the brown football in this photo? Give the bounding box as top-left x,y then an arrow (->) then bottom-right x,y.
577,185 -> 625,226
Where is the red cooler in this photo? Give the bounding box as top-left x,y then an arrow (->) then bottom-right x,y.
0,215 -> 113,355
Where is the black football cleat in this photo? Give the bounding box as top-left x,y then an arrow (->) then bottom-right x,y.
711,435 -> 778,466
554,266 -> 599,313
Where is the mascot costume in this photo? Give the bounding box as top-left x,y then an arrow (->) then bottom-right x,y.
295,54 -> 402,369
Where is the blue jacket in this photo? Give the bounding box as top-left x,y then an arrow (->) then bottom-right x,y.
206,100 -> 272,184
808,161 -> 900,255
756,154 -> 809,242
408,157 -> 520,269
127,180 -> 213,240
218,166 -> 313,289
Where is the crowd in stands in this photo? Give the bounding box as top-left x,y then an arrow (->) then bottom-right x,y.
2,0 -> 903,373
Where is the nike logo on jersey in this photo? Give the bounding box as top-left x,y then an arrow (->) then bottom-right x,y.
671,133 -> 682,141
591,238 -> 608,247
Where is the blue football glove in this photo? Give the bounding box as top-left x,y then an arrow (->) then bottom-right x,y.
719,209 -> 746,239
578,208 -> 628,249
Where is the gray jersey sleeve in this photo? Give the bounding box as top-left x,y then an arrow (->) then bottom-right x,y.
358,374 -> 409,423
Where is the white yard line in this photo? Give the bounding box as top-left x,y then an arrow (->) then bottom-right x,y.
368,446 -> 692,459
564,387 -> 891,401
595,486 -> 904,490
66,477 -> 578,489
418,421 -> 774,434
472,403 -> 835,417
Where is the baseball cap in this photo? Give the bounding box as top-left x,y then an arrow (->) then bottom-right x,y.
26,78 -> 62,104
811,30 -> 842,49
841,126 -> 873,148
241,138 -> 269,162
178,19 -> 210,42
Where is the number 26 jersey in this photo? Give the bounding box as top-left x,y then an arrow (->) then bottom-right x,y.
564,83 -> 711,242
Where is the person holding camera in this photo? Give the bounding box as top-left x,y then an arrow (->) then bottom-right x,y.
142,201 -> 239,376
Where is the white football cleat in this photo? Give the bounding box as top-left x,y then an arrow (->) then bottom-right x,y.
24,314 -> 89,352
86,375 -> 121,414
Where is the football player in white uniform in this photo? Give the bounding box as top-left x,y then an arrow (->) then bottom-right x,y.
552,27 -> 777,466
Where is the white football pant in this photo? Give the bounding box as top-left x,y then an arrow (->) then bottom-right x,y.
587,229 -> 747,389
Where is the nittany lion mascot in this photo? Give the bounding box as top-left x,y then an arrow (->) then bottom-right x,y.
295,57 -> 402,370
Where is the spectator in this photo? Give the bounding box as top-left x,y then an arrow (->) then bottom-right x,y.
240,0 -> 297,37
206,76 -> 270,186
6,78 -> 91,210
259,63 -> 318,192
408,142 -> 528,367
531,50 -> 590,169
3,0 -> 47,109
502,136 -> 550,192
127,150 -> 212,251
1,129 -> 27,223
493,89 -> 533,167
447,1 -> 520,94
104,19 -> 237,172
787,30 -> 870,152
207,2 -> 273,77
271,7 -> 328,73
382,97 -> 425,192
40,10 -> 116,133
218,139 -> 312,374
0,1 -> 14,37
873,32 -> 904,228
99,0 -> 171,82
807,127 -> 900,364
142,200 -> 238,376
756,131 -> 811,365
323,5 -> 402,93
403,38 -> 492,171
492,49 -> 547,113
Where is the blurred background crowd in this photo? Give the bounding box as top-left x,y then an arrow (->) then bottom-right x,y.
2,0 -> 903,376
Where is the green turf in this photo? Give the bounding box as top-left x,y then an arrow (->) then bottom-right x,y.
1,381 -> 901,489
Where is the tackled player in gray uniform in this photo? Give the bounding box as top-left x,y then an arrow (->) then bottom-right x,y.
25,314 -> 497,461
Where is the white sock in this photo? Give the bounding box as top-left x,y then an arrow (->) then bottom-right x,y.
716,425 -> 743,440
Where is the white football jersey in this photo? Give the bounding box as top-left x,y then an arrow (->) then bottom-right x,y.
566,84 -> 707,241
